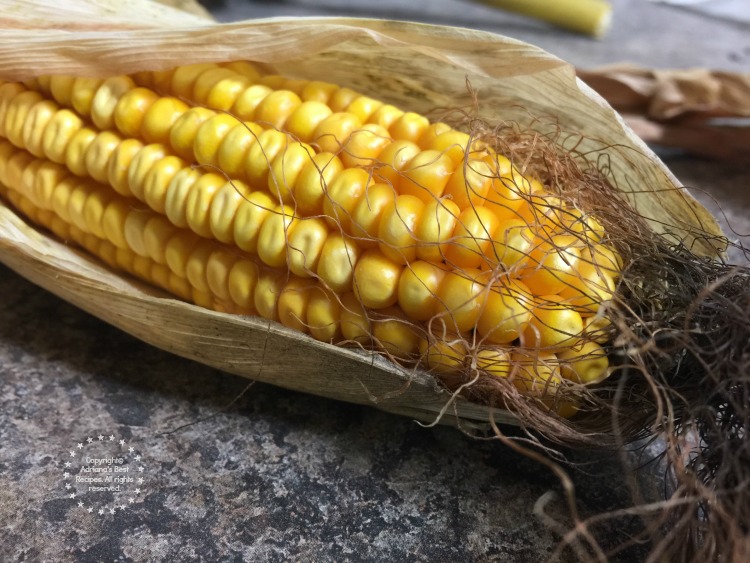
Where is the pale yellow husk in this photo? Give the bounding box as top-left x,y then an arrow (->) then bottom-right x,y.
0,0 -> 724,428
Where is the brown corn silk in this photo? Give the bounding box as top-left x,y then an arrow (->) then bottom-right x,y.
0,1 -> 743,560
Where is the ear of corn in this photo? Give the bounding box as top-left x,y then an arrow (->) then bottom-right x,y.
0,63 -> 622,413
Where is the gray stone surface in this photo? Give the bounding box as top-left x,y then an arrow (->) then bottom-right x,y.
1,1 -> 749,561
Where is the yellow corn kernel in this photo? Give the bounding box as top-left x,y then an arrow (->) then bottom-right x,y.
208,180 -> 251,244
350,182 -> 396,249
164,230 -> 199,278
326,88 -> 358,113
353,249 -> 403,309
42,109 -> 83,164
523,295 -> 584,349
476,348 -> 512,379
414,198 -> 460,263
286,217 -> 329,277
113,87 -> 159,138
164,166 -> 202,229
372,308 -> 420,358
322,167 -> 371,234
221,60 -> 263,82
340,124 -> 391,168
582,244 -> 622,276
419,335 -> 467,375
205,249 -> 238,302
170,63 -> 219,99
70,77 -> 104,117
91,76 -> 136,132
244,128 -> 288,189
42,169 -> 73,220
398,149 -> 455,203
558,341 -> 610,384
444,206 -> 502,270
216,122 -> 263,179
300,81 -> 338,103
26,160 -> 62,208
367,104 -> 404,130
4,91 -> 44,148
19,159 -> 44,207
510,351 -> 562,398
583,313 -> 614,344
66,181 -> 96,233
0,83 -> 26,137
389,112 -> 430,144
21,99 -> 57,157
292,151 -> 343,216
128,144 -> 168,201
82,187 -> 116,240
254,90 -> 302,130
141,97 -> 190,145
397,260 -> 446,322
520,235 -> 582,295
83,131 -> 122,183
184,239 -> 215,292
142,155 -> 188,214
317,232 -> 361,294
476,278 -> 533,344
483,159 -> 529,214
435,268 -> 487,333
417,122 -> 452,150
313,112 -> 361,154
426,129 -> 472,165
254,269 -> 285,322
4,151 -> 35,200
267,142 -> 313,203
143,215 -> 178,264
307,286 -> 342,342
257,205 -> 297,269
193,68 -> 248,109
558,260 -> 616,316
345,96 -> 383,123
169,106 -> 215,161
233,190 -> 275,254
442,157 -> 493,211
227,258 -> 260,310
285,101 -> 333,143
193,113 -> 242,168
48,76 -> 77,107
278,278 -> 314,333
488,218 -> 537,272
340,292 -> 370,344
101,199 -> 131,250
377,194 -> 424,265
231,84 -> 273,120
185,172 -> 226,239
64,128 -> 97,177
374,139 -> 420,188
123,209 -> 152,257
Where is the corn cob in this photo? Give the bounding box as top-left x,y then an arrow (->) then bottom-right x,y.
0,62 -> 622,412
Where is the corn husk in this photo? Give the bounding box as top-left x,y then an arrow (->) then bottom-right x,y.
0,0 -> 724,429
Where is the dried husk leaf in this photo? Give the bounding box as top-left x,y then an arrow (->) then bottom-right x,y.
578,64 -> 750,120
0,0 -> 725,428
579,64 -> 750,160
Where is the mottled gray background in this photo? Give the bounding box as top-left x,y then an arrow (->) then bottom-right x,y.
1,1 -> 749,561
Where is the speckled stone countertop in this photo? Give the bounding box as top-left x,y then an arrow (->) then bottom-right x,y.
2,1 -> 749,561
